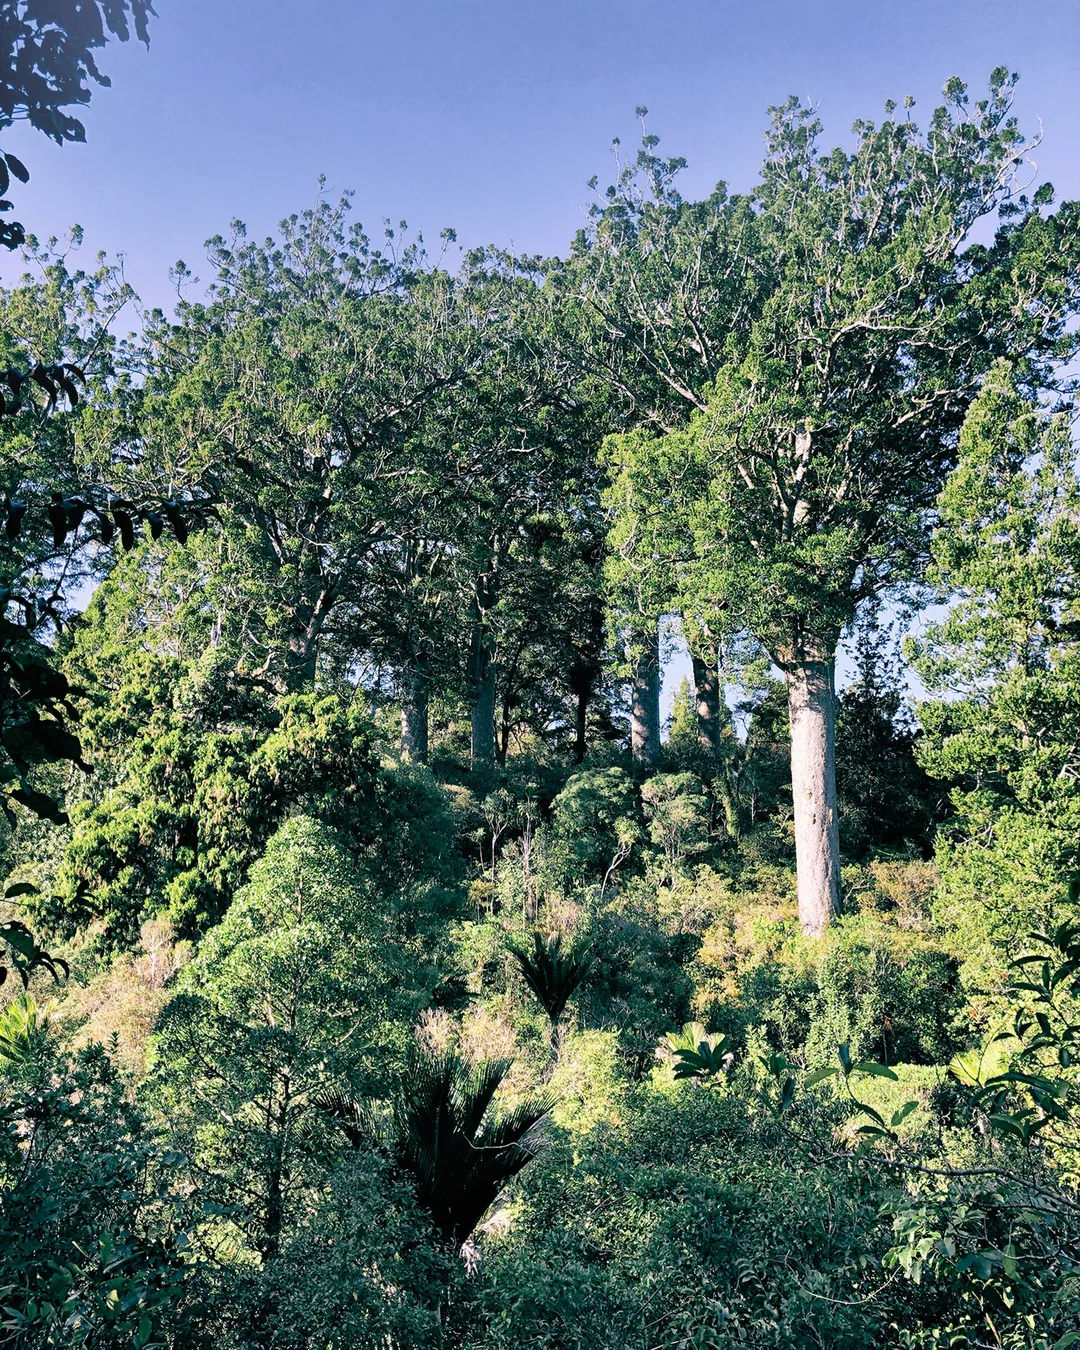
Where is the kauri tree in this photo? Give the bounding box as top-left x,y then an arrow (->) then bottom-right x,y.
587,74 -> 1080,931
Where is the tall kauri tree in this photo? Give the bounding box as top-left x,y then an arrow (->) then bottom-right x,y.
584,74 -> 1080,932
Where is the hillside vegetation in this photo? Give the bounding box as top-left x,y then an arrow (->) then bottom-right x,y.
0,9 -> 1079,1345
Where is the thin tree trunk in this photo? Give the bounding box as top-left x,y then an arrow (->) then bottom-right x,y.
629,625 -> 660,770
468,559 -> 498,769
690,649 -> 721,760
787,656 -> 841,936
569,659 -> 594,763
574,681 -> 590,763
261,1076 -> 290,1262
400,657 -> 429,765
469,622 -> 497,767
498,684 -> 512,767
569,595 -> 604,764
691,646 -> 740,838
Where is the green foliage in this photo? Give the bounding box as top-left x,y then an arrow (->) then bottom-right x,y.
739,679 -> 792,827
640,771 -> 711,882
805,925 -> 965,1067
0,905 -> 68,988
0,248 -> 137,828
199,1150 -> 451,1350
5,60 -> 1080,1350
594,81 -> 1078,659
0,1039 -> 191,1349
666,677 -> 697,750
387,1050 -> 551,1248
910,364 -> 1080,960
148,815 -> 412,1260
0,989 -> 50,1064
47,601 -> 386,938
583,887 -> 696,1075
550,765 -> 640,886
457,1085 -> 902,1348
835,624 -> 942,860
591,77 -> 1080,931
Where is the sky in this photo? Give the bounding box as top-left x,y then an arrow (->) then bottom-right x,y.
4,0 -> 1078,716
5,0 -> 1078,311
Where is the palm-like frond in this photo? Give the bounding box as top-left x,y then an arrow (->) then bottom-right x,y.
313,1089 -> 374,1150
659,1021 -> 733,1081
508,931 -> 593,1025
319,1050 -> 553,1248
396,1050 -> 553,1247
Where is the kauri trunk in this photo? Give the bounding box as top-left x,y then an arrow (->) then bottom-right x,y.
787,657 -> 841,936
569,660 -> 594,763
469,626 -> 497,767
690,650 -> 721,760
629,627 -> 660,769
574,682 -> 589,762
400,659 -> 429,765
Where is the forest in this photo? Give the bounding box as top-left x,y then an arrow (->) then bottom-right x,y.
1,3 -> 1080,1347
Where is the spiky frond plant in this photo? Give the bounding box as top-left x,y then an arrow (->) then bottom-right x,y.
311,1089 -> 372,1150
658,1021 -> 734,1082
508,930 -> 594,1027
320,1049 -> 552,1249
0,993 -> 53,1067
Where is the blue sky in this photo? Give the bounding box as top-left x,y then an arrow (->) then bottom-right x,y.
4,0 -> 1077,717
3,0 -> 1077,313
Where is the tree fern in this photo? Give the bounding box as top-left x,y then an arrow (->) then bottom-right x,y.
508,930 -> 593,1026
320,1049 -> 553,1248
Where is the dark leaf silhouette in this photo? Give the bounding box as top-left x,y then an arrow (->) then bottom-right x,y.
508,930 -> 594,1025
321,1050 -> 553,1248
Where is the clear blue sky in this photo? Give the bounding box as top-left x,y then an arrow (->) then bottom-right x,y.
3,0 -> 1078,312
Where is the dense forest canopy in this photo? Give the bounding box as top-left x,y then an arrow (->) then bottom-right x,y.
0,4 -> 1079,1346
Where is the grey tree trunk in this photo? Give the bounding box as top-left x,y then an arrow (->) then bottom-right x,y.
469,625 -> 497,767
468,558 -> 499,769
690,650 -> 721,760
400,659 -> 429,764
786,656 -> 841,936
629,626 -> 660,769
573,681 -> 589,763
691,646 -> 740,839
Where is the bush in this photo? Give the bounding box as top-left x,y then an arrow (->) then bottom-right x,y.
581,893 -> 696,1076
0,1039 -> 193,1349
804,923 -> 965,1067
194,1151 -> 450,1350
456,1084 -> 901,1349
549,767 -> 640,888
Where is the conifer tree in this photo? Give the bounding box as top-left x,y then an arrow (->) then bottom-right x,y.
582,75 -> 1080,931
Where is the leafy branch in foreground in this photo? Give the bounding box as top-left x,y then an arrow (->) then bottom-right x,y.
0,898 -> 67,985
0,0 -> 156,250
